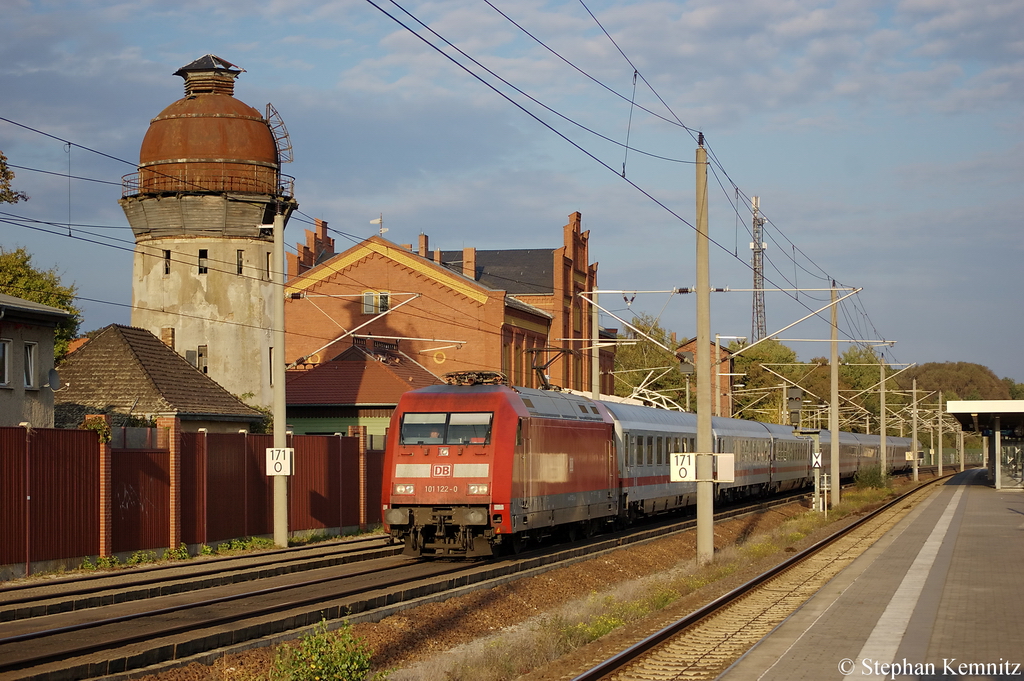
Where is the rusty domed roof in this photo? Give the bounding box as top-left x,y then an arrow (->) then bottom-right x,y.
130,55 -> 281,196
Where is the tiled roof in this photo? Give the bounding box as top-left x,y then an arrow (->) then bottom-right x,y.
505,295 -> 553,319
440,249 -> 554,294
55,324 -> 262,424
287,344 -> 441,406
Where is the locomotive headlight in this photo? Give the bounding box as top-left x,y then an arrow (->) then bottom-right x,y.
467,483 -> 490,495
393,483 -> 415,495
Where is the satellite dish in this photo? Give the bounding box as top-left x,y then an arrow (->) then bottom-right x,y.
47,368 -> 62,391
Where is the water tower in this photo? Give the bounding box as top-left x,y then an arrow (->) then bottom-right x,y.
119,55 -> 297,407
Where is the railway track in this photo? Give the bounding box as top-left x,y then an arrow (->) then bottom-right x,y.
0,534 -> 397,620
565,474 -> 950,681
0,479 -> 926,680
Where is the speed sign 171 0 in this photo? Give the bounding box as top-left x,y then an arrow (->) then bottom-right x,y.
266,447 -> 294,476
670,452 -> 695,482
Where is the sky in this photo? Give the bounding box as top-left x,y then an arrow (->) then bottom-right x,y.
2,0 -> 1022,382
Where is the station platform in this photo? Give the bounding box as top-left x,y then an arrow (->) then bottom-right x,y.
719,468 -> 1024,681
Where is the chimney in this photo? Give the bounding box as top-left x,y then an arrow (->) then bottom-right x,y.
161,327 -> 176,350
418,234 -> 429,257
434,249 -> 442,264
463,247 -> 476,279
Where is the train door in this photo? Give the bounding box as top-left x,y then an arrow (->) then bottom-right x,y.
513,417 -> 533,515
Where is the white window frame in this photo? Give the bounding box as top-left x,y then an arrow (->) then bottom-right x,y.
24,341 -> 37,389
0,339 -> 10,387
361,290 -> 390,315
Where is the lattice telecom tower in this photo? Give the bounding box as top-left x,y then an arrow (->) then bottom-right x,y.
750,196 -> 767,342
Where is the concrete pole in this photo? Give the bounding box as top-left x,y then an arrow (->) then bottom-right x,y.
695,136 -> 714,566
911,378 -> 919,483
879,359 -> 887,474
958,428 -> 964,473
830,283 -> 840,507
273,211 -> 289,548
994,415 -> 1001,489
937,393 -> 943,476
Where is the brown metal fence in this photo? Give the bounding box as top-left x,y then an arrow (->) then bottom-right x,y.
111,449 -> 170,554
0,427 -> 100,570
0,428 -> 29,568
1,424 -> 383,578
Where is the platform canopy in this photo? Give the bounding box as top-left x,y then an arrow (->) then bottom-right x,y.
946,400 -> 1024,436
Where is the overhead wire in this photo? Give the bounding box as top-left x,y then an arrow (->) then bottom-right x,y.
479,0 -> 876,338
3,5 -> 892,352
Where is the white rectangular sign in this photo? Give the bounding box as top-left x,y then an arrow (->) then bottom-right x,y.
812,452 -> 822,468
716,453 -> 735,483
266,447 -> 294,476
670,452 -> 695,482
670,453 -> 735,482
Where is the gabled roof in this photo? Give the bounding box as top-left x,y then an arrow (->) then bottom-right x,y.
440,248 -> 554,294
285,236 -> 491,304
55,324 -> 261,425
287,343 -> 441,406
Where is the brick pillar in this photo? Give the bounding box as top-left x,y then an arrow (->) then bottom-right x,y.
348,425 -> 368,531
463,247 -> 476,279
86,415 -> 113,558
157,417 -> 182,549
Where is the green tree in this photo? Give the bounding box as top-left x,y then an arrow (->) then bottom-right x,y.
1003,377 -> 1024,400
0,248 -> 82,360
728,339 -> 799,423
1,150 -> 29,204
612,313 -> 688,407
902,362 -> 1010,401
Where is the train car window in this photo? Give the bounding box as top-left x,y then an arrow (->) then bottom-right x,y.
656,437 -> 663,465
578,404 -> 589,414
646,436 -> 654,466
627,434 -> 635,467
447,412 -> 493,445
400,413 -> 447,444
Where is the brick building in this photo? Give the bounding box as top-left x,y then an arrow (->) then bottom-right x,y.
284,212 -> 613,394
678,338 -> 736,417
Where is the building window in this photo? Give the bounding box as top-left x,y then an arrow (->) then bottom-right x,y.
197,345 -> 208,374
163,250 -> 171,275
269,347 -> 274,386
362,291 -> 390,314
198,249 -> 208,274
24,342 -> 37,388
265,252 -> 272,280
0,339 -> 9,386
236,250 -> 244,275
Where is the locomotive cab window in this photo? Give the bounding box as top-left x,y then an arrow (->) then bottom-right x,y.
401,413 -> 447,444
447,412 -> 493,444
400,412 -> 493,445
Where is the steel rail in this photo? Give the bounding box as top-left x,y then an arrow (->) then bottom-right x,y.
0,558 -> 476,674
0,536 -> 395,607
568,473 -> 953,681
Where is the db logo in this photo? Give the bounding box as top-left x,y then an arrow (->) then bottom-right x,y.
432,464 -> 453,477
